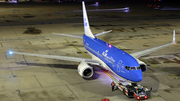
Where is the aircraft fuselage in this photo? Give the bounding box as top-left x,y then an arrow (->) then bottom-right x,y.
83,34 -> 143,82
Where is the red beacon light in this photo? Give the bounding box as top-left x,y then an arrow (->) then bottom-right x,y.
108,44 -> 112,48
137,96 -> 140,100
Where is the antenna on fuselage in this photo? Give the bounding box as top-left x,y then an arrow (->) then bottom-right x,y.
82,1 -> 95,38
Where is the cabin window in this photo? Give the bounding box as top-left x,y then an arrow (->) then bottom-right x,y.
137,67 -> 141,70
125,66 -> 130,70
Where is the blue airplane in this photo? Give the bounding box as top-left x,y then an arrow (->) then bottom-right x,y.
9,2 -> 176,82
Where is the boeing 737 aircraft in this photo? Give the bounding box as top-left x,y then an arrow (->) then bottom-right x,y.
8,2 -> 176,82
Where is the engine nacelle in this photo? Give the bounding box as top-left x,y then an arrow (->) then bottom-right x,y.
136,59 -> 147,72
78,62 -> 93,78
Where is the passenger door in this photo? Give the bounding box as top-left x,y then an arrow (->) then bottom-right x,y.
117,60 -> 122,72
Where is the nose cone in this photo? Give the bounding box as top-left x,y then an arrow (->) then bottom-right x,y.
131,70 -> 143,82
135,75 -> 143,82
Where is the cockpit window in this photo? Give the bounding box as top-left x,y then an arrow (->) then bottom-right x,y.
125,66 -> 130,70
125,66 -> 141,70
131,67 -> 136,70
137,67 -> 141,70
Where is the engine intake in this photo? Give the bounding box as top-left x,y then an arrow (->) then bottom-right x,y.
139,64 -> 147,72
136,59 -> 147,72
78,62 -> 93,78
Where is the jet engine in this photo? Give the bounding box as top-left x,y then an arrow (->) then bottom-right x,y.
78,62 -> 93,78
136,59 -> 147,72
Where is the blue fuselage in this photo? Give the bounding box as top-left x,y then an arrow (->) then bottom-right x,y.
83,34 -> 143,82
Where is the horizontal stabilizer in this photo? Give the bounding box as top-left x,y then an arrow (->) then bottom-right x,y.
52,33 -> 83,38
94,30 -> 112,37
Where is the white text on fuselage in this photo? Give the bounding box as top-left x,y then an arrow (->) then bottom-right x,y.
84,44 -> 115,65
102,50 -> 115,62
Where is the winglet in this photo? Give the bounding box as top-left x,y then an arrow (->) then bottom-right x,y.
173,30 -> 176,44
82,1 -> 95,38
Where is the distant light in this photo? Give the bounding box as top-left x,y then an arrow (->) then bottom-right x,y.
124,9 -> 129,13
108,44 -> 112,48
8,0 -> 17,3
125,7 -> 129,10
9,51 -> 13,55
175,42 -> 177,45
89,2 -> 99,7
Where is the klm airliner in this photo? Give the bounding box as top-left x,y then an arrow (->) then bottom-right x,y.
9,2 -> 176,82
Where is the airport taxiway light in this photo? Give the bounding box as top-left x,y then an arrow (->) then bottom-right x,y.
9,51 -> 13,55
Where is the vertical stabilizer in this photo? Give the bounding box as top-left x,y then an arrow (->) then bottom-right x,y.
82,1 -> 95,38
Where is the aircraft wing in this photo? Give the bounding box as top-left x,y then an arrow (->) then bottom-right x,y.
130,30 -> 176,58
52,30 -> 112,38
10,51 -> 101,65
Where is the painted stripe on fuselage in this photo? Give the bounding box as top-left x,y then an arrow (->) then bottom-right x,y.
83,34 -> 142,82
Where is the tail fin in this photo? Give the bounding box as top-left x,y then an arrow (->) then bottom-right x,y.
82,1 -> 95,38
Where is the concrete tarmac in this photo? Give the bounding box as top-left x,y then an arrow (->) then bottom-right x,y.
0,2 -> 180,101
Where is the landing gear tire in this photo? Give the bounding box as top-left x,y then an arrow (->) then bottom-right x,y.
115,86 -> 118,90
123,89 -> 126,95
